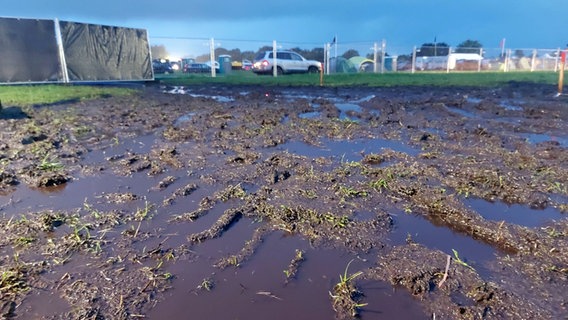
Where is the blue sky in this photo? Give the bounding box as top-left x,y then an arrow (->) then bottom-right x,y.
3,0 -> 567,58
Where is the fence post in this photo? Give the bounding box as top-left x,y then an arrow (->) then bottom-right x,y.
209,38 -> 216,78
381,39 -> 386,74
327,43 -> 331,74
272,40 -> 277,77
54,18 -> 70,83
324,43 -> 328,74
446,47 -> 451,73
530,49 -> 537,72
320,58 -> 324,86
373,42 -> 378,73
504,49 -> 511,72
411,46 -> 417,74
478,48 -> 482,72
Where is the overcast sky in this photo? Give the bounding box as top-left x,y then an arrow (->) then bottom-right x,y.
3,0 -> 567,58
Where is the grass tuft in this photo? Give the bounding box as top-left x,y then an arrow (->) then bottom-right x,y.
330,259 -> 367,318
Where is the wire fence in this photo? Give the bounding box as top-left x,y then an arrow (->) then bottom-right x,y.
149,37 -> 568,75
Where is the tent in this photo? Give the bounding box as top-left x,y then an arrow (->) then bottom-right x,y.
348,56 -> 375,72
329,57 -> 357,73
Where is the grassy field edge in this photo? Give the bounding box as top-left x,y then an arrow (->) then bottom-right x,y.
0,71 -> 561,106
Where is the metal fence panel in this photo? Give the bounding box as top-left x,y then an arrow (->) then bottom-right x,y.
149,36 -> 566,76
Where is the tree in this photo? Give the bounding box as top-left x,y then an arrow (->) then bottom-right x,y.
214,48 -> 246,62
288,47 -> 324,62
151,45 -> 168,60
342,49 -> 360,59
456,40 -> 483,54
303,47 -> 324,62
241,50 -> 256,62
417,42 -> 449,57
195,53 -> 209,63
256,46 -> 273,55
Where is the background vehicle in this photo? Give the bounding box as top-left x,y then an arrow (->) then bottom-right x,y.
231,59 -> 253,70
231,60 -> 243,70
152,59 -> 174,74
170,61 -> 181,71
252,50 -> 322,75
242,59 -> 253,70
183,63 -> 211,73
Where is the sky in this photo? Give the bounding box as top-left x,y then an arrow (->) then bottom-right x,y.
3,0 -> 568,59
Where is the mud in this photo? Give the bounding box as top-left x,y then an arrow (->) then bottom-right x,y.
0,82 -> 566,319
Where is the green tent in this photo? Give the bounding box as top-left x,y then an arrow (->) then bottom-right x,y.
331,57 -> 357,73
348,56 -> 375,72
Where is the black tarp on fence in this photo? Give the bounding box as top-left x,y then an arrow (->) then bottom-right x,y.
0,17 -> 153,84
0,18 -> 62,83
60,21 -> 153,81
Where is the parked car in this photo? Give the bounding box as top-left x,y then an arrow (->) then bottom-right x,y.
242,59 -> 253,71
252,50 -> 322,75
170,61 -> 181,71
231,60 -> 243,70
230,59 -> 253,70
183,63 -> 211,73
152,59 -> 174,74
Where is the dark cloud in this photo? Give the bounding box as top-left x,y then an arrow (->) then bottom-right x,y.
3,0 -> 567,49
4,0 -> 379,23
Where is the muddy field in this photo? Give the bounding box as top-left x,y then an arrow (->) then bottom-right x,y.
0,82 -> 567,319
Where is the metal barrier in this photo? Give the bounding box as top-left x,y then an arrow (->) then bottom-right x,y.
149,36 -> 567,76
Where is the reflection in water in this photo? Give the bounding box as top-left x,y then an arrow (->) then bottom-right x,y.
445,105 -> 479,119
298,111 -> 320,119
465,198 -> 565,228
499,101 -> 523,111
174,112 -> 196,126
164,86 -> 234,102
336,103 -> 362,120
275,138 -> 420,161
389,210 -> 496,278
522,133 -> 568,147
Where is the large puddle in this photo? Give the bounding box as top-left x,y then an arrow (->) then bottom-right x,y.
146,232 -> 427,320
523,132 -> 568,147
465,198 -> 565,228
274,138 -> 419,162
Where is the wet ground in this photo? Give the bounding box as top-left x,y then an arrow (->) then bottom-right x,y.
0,82 -> 567,319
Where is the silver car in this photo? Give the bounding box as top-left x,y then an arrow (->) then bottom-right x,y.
252,50 -> 322,75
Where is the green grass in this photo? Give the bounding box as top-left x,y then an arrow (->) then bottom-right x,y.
158,70 -> 560,87
0,70 -> 560,106
0,84 -> 137,106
